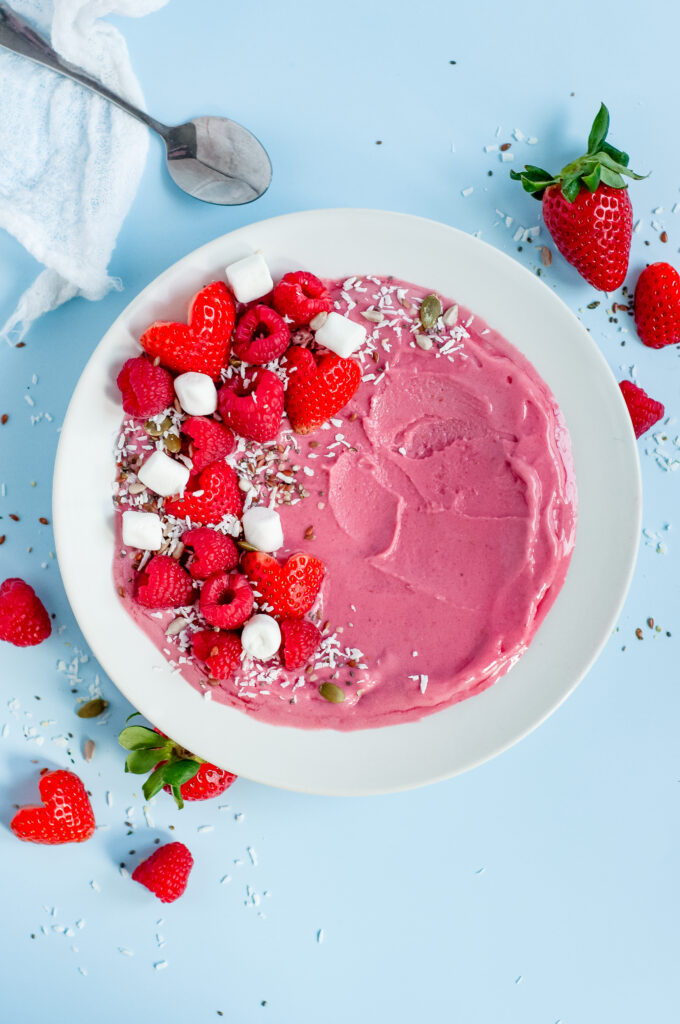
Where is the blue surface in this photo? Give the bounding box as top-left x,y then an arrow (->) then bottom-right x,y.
1,1 -> 678,1020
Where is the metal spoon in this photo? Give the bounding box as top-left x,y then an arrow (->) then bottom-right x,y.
0,4 -> 272,205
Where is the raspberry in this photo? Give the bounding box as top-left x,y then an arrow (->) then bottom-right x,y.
132,842 -> 193,903
280,618 -> 321,669
272,271 -> 332,327
218,369 -> 284,443
0,578 -> 51,647
199,572 -> 254,629
192,628 -> 243,680
116,356 -> 175,418
134,555 -> 195,609
164,461 -> 243,525
182,416 -> 235,476
233,304 -> 290,364
241,551 -> 325,620
619,380 -> 665,438
182,527 -> 239,580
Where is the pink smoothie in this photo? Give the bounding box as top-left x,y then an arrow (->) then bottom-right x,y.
113,274 -> 576,731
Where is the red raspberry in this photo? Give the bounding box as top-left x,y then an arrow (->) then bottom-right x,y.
165,461 -> 243,525
134,555 -> 195,609
116,355 -> 175,418
280,618 -> 322,669
199,572 -> 254,629
182,416 -> 235,476
233,304 -> 290,364
284,346 -> 361,434
241,552 -> 325,620
619,381 -> 665,438
10,770 -> 95,845
192,628 -> 243,679
0,578 -> 51,647
182,527 -> 239,580
272,271 -> 332,327
218,369 -> 284,442
132,842 -> 193,903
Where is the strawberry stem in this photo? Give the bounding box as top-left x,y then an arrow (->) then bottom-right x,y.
510,103 -> 646,202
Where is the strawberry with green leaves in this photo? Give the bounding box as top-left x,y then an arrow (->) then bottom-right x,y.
511,104 -> 645,291
119,719 -> 236,809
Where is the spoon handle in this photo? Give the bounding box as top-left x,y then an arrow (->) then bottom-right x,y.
0,3 -> 168,137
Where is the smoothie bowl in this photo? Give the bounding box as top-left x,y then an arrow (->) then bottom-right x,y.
54,210 -> 640,793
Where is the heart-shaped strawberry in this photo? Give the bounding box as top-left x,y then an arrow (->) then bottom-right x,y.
11,770 -> 96,844
218,368 -> 284,442
284,346 -> 361,433
241,551 -> 325,619
140,281 -> 236,380
165,461 -> 243,524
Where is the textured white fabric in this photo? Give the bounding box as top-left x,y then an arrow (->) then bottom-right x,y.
0,0 -> 168,343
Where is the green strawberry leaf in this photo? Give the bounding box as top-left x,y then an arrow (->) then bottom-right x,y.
587,103 -> 610,155
162,759 -> 201,787
125,748 -> 163,775
599,166 -> 626,188
142,765 -> 168,801
582,164 -> 602,192
119,725 -> 165,750
125,711 -> 143,723
601,140 -> 629,167
561,176 -> 581,203
171,785 -> 184,811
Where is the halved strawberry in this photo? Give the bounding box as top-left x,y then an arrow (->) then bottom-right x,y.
140,281 -> 236,380
284,346 -> 361,433
241,551 -> 325,619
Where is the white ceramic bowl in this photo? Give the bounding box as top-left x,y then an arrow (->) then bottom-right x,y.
53,209 -> 641,795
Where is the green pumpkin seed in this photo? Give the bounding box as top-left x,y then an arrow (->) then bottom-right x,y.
76,698 -> 109,719
144,420 -> 162,437
164,433 -> 181,454
319,682 -> 346,704
419,293 -> 442,330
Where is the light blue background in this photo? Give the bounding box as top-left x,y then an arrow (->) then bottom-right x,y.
0,1 -> 678,1021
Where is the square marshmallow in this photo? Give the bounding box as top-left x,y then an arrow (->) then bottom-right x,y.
242,506 -> 283,552
314,312 -> 366,358
138,450 -> 190,498
122,510 -> 163,551
174,372 -> 218,415
225,253 -> 273,304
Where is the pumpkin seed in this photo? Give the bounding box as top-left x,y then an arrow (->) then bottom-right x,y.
145,420 -> 162,437
310,311 -> 328,331
319,682 -> 346,703
419,293 -> 442,330
415,334 -> 433,351
164,433 -> 181,454
237,539 -> 258,552
76,698 -> 108,719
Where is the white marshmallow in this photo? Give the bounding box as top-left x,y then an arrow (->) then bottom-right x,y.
138,450 -> 190,498
174,372 -> 218,415
225,253 -> 273,304
242,506 -> 284,552
241,614 -> 281,661
314,311 -> 366,358
122,510 -> 163,551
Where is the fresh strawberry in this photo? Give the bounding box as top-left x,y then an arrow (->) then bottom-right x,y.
182,416 -> 235,475
193,628 -> 243,680
272,271 -> 332,326
116,355 -> 175,418
199,571 -> 254,629
511,104 -> 645,290
634,262 -> 680,348
233,304 -> 290,364
140,281 -> 235,380
218,369 -> 284,442
165,461 -> 243,525
284,346 -> 361,433
132,842 -> 193,903
182,527 -> 239,579
280,617 -> 321,669
0,578 -> 51,647
11,770 -> 95,844
619,380 -> 665,438
134,555 -> 195,609
119,721 -> 237,809
241,551 -> 325,619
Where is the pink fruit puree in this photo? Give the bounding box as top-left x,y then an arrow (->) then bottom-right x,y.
113,274 -> 576,731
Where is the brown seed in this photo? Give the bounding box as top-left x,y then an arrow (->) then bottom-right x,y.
39,517 -> 49,525
83,739 -> 95,763
15,342 -> 25,348
9,514 -> 19,522
322,620 -> 330,632
172,542 -> 185,560
76,698 -> 109,719
500,142 -> 511,151
304,526 -> 315,540
0,536 -> 5,545
1,414 -> 8,425
540,246 -> 552,267
647,617 -> 654,629
117,585 -> 125,597
348,411 -> 358,422
635,628 -> 644,640
660,231 -> 668,243
372,350 -> 380,363
347,659 -> 358,668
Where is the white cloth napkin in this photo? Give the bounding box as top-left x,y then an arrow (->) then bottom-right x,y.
0,0 -> 168,344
